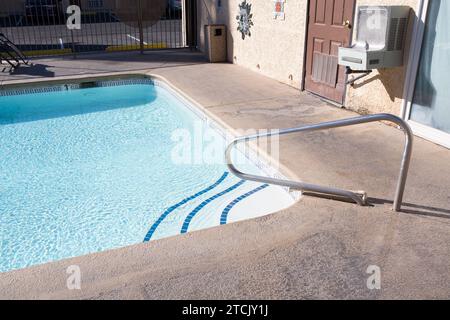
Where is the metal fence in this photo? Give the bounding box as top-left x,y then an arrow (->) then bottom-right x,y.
0,0 -> 186,57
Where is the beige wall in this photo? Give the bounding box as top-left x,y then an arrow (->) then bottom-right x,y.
198,0 -> 308,88
197,0 -> 419,116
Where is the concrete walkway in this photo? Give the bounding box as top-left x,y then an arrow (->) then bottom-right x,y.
0,53 -> 449,299
0,49 -> 207,83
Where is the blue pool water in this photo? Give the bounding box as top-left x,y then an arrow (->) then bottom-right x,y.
0,80 -> 294,273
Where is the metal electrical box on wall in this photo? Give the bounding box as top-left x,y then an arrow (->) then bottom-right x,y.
338,6 -> 410,70
206,25 -> 227,63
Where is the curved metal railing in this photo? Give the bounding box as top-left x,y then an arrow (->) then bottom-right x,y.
225,113 -> 413,212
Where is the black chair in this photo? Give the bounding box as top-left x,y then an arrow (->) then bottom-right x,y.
0,33 -> 29,71
0,43 -> 20,72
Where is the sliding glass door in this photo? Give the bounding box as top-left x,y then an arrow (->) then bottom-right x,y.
405,0 -> 450,148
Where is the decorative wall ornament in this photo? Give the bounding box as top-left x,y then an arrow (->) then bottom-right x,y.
236,0 -> 254,39
273,0 -> 285,20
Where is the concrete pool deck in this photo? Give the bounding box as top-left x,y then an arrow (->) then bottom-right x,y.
0,51 -> 449,299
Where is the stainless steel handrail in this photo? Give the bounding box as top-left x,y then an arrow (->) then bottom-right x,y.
225,113 -> 413,211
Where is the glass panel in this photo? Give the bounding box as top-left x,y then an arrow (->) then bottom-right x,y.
410,0 -> 450,134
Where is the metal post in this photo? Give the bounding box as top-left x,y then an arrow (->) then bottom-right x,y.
70,29 -> 76,59
137,0 -> 144,54
185,0 -> 198,49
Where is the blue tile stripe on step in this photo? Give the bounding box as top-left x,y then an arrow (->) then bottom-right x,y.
181,180 -> 246,234
220,184 -> 270,225
143,172 -> 229,242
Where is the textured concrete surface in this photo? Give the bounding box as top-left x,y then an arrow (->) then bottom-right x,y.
0,58 -> 449,299
0,49 -> 207,83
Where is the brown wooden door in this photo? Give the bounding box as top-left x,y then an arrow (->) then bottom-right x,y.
304,0 -> 355,104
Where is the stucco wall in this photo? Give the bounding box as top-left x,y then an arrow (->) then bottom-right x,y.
197,0 -> 419,117
345,0 -> 418,116
197,0 -> 308,88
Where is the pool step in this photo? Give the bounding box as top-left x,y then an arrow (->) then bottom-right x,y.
143,172 -> 277,242
143,172 -> 229,242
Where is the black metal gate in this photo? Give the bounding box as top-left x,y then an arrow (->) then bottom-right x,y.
0,0 -> 186,57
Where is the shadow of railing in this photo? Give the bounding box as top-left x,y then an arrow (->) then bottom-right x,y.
368,197 -> 450,220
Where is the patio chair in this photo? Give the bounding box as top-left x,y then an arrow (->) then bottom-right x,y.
0,42 -> 20,72
0,33 -> 29,71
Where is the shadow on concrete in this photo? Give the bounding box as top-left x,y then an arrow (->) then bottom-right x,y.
303,192 -> 450,219
302,193 -> 450,219
9,63 -> 55,77
369,197 -> 450,220
70,49 -> 207,64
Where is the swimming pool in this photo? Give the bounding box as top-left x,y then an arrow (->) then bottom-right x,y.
0,77 -> 296,273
